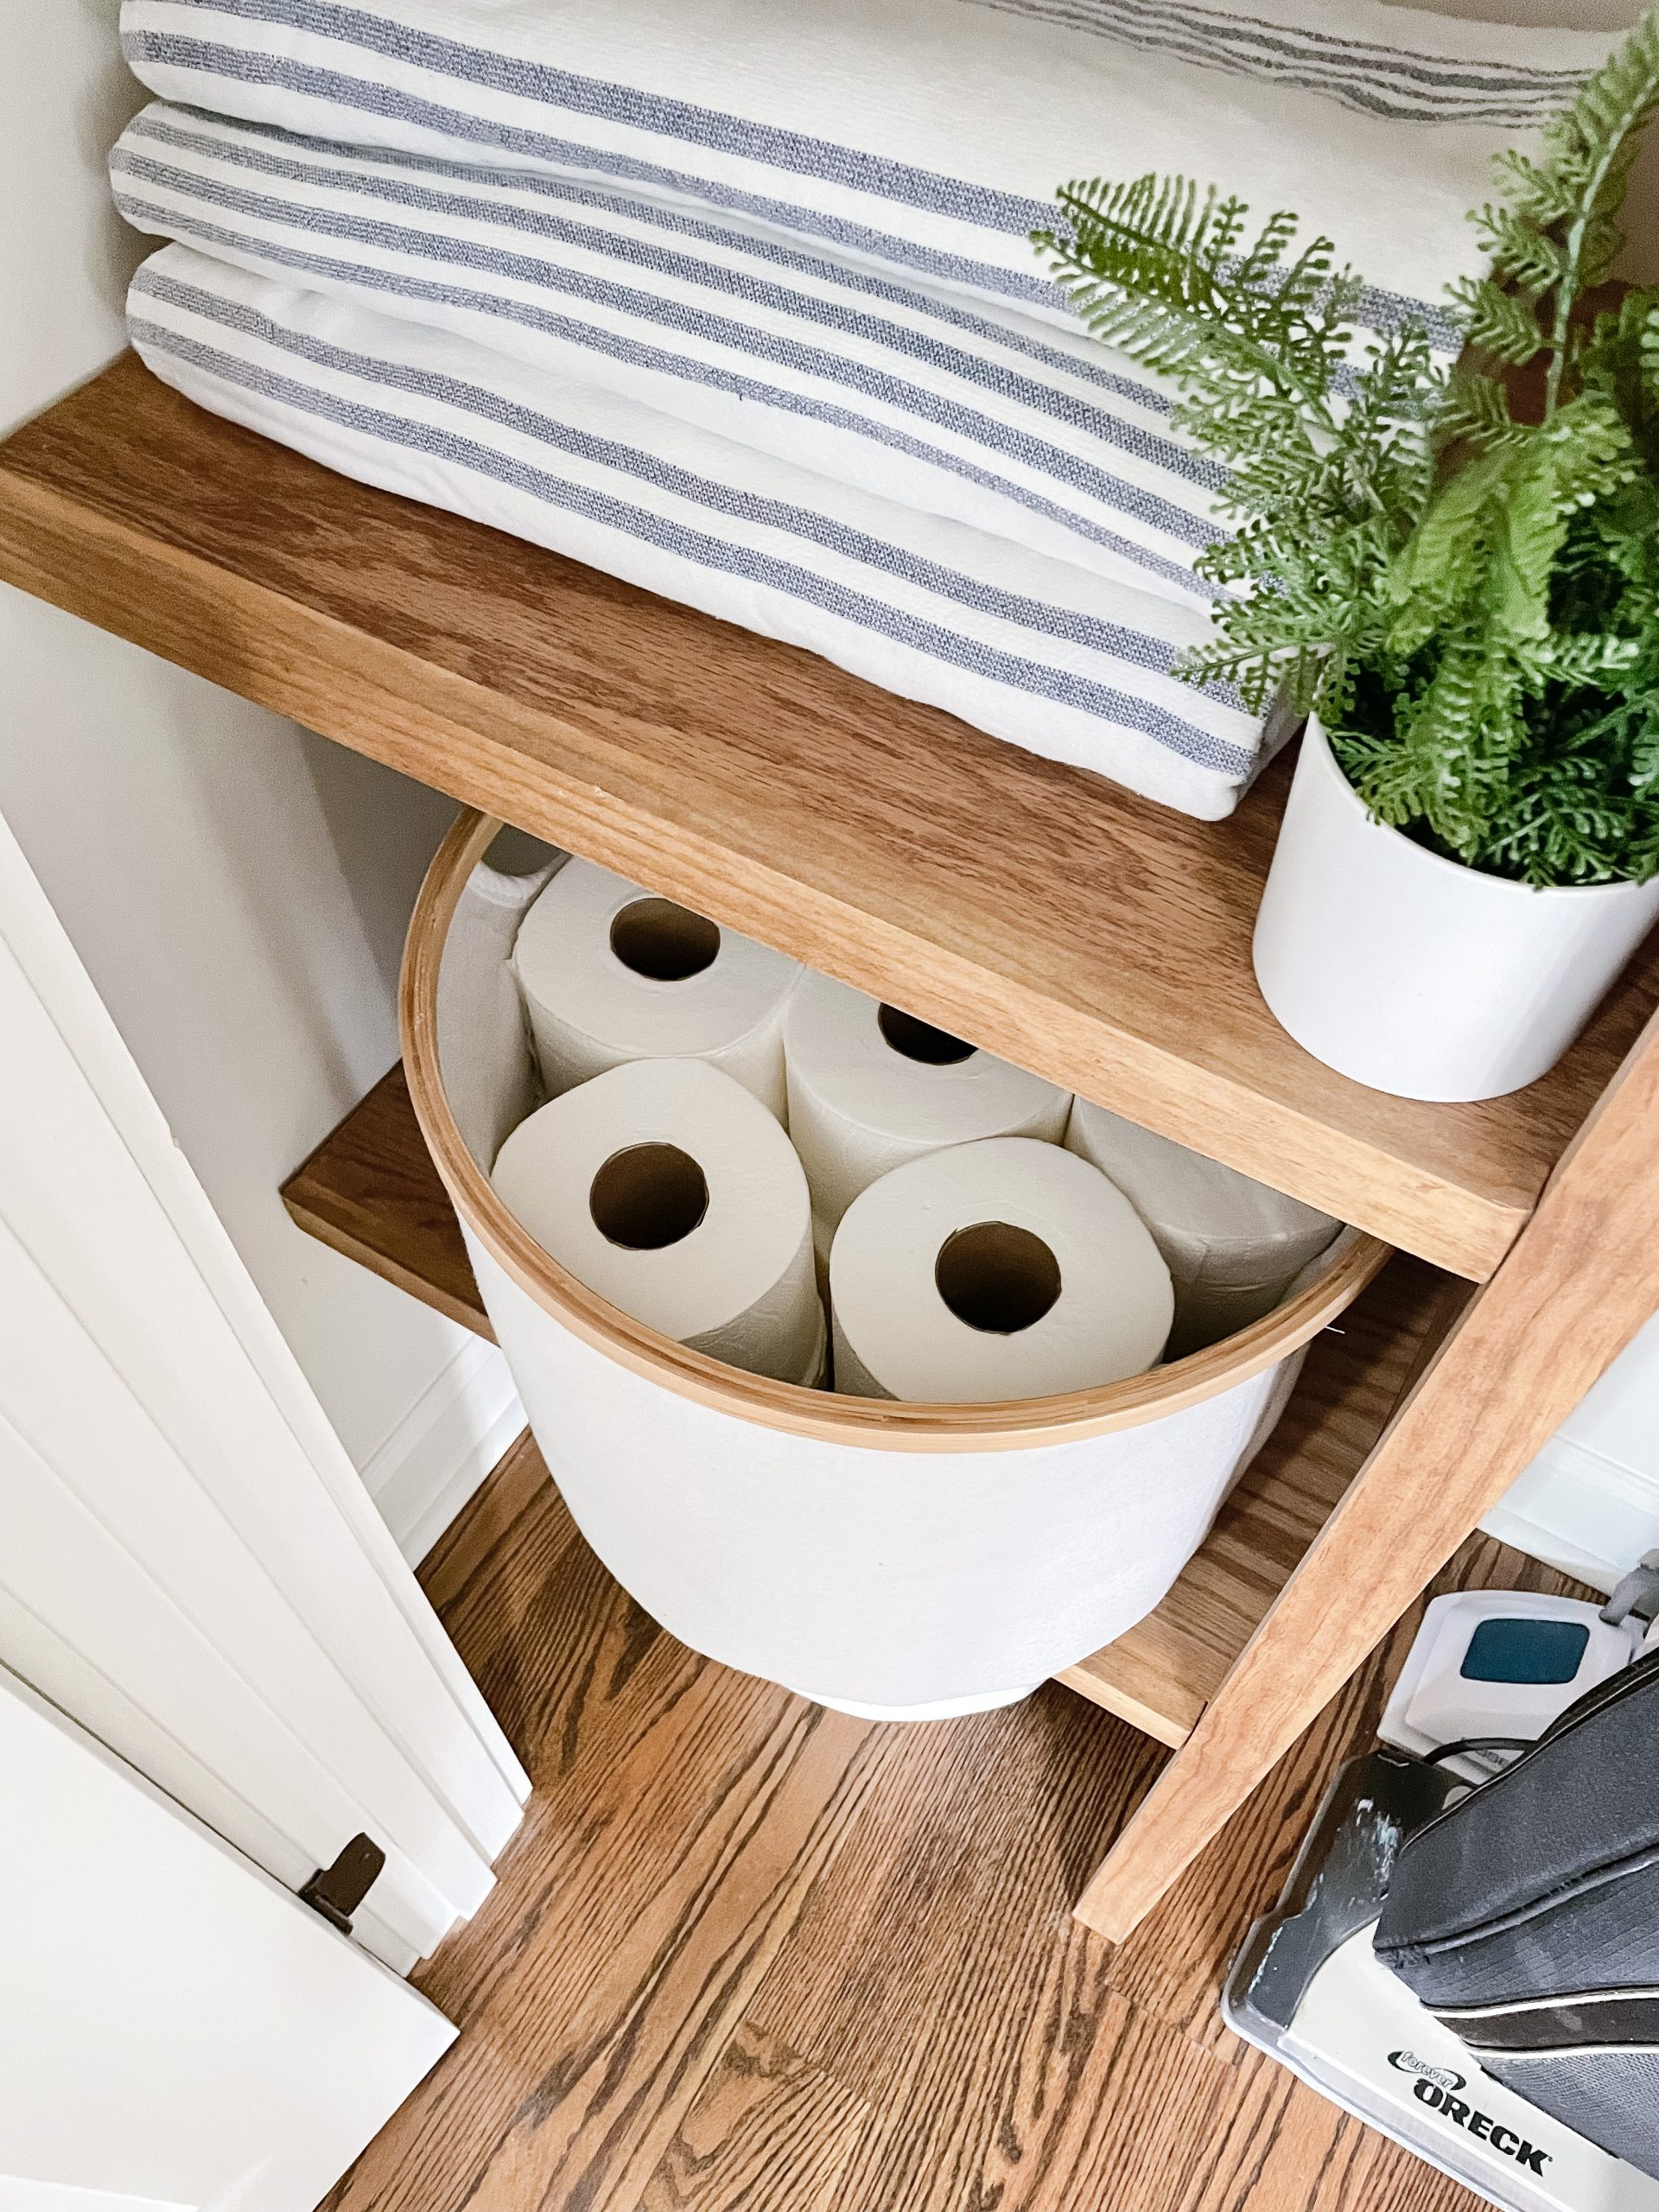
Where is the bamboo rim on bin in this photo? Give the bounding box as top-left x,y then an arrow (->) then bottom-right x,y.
402,810 -> 1391,1452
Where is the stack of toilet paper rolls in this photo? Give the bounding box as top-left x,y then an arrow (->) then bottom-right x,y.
494,855 -> 1340,1400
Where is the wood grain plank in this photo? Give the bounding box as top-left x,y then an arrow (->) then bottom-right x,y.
1170,2044 -> 1466,2212
281,1062 -> 491,1339
637,2021 -> 874,2212
1076,1006 -> 1659,1942
6,356 -> 1656,1279
746,1686 -> 1163,2104
334,1517 -> 880,2212
416,1425 -> 565,1623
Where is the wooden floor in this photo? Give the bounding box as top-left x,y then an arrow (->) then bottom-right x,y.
328,1434 -> 1585,2212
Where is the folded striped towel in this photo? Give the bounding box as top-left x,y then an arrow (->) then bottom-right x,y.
114,0 -> 1620,818
128,244 -> 1266,816
121,0 -> 1618,346
111,102 -> 1230,607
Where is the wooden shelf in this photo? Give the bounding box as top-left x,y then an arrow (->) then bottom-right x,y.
10,355 -> 1657,1278
282,1064 -> 491,1342
283,1066 -> 1443,1750
1057,1257 -> 1446,1745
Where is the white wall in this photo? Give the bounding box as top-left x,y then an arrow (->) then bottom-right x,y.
0,0 -> 520,1558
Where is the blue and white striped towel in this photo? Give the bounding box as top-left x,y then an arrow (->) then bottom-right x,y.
114,0 -> 1619,816
129,245 -> 1265,816
111,103 -> 1230,607
120,0 -> 1617,345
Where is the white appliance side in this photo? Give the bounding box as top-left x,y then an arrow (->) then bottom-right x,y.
0,1661 -> 454,2212
1482,1309 -> 1659,1593
0,803 -> 526,1969
0,0 -> 518,1559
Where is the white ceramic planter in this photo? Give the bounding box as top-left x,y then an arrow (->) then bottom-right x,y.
1253,719 -> 1659,1103
406,814 -> 1383,1722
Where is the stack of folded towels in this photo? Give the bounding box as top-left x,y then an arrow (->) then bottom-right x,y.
114,0 -> 1616,819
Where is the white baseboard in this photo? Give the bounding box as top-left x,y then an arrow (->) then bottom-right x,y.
1480,1434 -> 1659,1597
358,1338 -> 525,1566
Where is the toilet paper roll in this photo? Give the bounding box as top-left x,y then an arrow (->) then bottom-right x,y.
436,828 -> 566,1172
512,858 -> 801,1119
785,973 -> 1071,1234
1065,1098 -> 1340,1357
830,1137 -> 1173,1402
492,1058 -> 822,1382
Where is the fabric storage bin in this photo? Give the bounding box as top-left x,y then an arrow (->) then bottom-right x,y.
403,812 -> 1389,1720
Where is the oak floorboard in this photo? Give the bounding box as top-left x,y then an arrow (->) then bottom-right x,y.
637,2020 -> 875,2212
326,1436 -> 1518,2212
1171,2045 -> 1438,2212
333,1464 -> 880,2212
416,1427 -> 569,1619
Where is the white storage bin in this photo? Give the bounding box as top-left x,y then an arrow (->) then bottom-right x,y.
403,814 -> 1387,1720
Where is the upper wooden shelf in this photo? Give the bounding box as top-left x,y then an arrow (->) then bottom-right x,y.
6,355 -> 1655,1278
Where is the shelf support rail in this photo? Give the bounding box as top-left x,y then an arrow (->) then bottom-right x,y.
1075,1002 -> 1659,1942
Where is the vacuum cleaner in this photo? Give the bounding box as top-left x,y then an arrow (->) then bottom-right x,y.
1225,1562 -> 1659,2212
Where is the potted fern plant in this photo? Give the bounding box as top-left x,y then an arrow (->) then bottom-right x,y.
1035,15 -> 1659,1103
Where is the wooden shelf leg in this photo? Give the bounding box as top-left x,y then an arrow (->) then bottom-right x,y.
1074,1007 -> 1659,1944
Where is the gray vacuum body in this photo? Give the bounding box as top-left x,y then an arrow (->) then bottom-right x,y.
1225,1744 -> 1659,2212
1377,1651 -> 1659,2183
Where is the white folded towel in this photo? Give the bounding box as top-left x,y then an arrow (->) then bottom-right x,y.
120,0 -> 1618,346
128,244 -> 1262,816
111,102 -> 1231,607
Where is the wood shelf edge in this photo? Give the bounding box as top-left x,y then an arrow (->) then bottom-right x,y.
1053,1255 -> 1447,1750
1053,1659 -> 1199,1750
7,447 -> 1518,1284
280,1186 -> 496,1341
6,356 -> 1654,1284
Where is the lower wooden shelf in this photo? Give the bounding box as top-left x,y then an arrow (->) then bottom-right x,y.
283,1066 -> 1443,1750
282,1064 -> 492,1342
1056,1258 -> 1445,1744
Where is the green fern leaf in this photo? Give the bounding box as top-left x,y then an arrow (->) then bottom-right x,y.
1487,149 -> 1577,226
1033,171 -> 1358,415
1438,369 -> 1522,452
1470,203 -> 1569,297
1446,275 -> 1543,365
1031,11 -> 1659,886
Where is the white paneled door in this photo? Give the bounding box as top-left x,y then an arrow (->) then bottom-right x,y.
0,1662 -> 455,2212
0,798 -> 528,1970
0,795 -> 530,2187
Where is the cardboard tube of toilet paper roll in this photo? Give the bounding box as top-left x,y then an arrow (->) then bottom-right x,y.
1065,1097 -> 1340,1358
492,1058 -> 822,1382
785,973 -> 1071,1233
512,859 -> 800,1120
437,830 -> 566,1171
830,1137 -> 1173,1402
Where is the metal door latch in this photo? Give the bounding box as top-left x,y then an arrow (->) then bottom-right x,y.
299,1833 -> 386,1934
